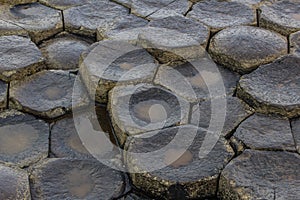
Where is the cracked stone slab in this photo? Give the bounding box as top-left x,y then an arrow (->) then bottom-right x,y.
10,70 -> 89,119
290,31 -> 300,56
237,55 -> 300,118
0,35 -> 44,82
234,114 -> 296,151
187,0 -> 256,32
64,1 -> 129,37
30,158 -> 125,200
108,83 -> 190,146
0,3 -> 63,43
0,164 -> 30,200
219,150 -> 300,199
190,97 -> 254,137
130,0 -> 174,18
39,0 -> 90,10
209,26 -> 287,74
0,81 -> 7,110
259,0 -> 300,36
40,32 -> 91,70
0,110 -> 48,167
125,125 -> 234,199
79,41 -> 158,103
291,118 -> 300,154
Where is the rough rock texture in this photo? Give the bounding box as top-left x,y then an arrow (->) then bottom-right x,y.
125,125 -> 234,199
123,193 -> 153,200
40,32 -> 91,70
0,0 -> 37,4
219,150 -> 300,199
130,0 -> 174,18
238,55 -> 300,118
259,0 -> 300,36
290,31 -> 300,56
39,0 -> 90,10
187,0 -> 256,32
0,81 -> 7,110
10,70 -> 89,119
30,158 -> 125,200
0,110 -> 48,167
209,26 -> 287,74
291,118 -> 300,154
0,35 -> 44,82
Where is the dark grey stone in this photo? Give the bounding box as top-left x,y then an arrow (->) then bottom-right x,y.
291,118 -> 300,154
39,0 -> 90,10
290,31 -> 300,56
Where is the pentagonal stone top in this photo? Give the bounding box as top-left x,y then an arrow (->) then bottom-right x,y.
238,55 -> 300,118
291,118 -> 300,154
0,3 -> 63,43
10,70 -> 89,119
234,114 -> 296,151
259,0 -> 300,36
125,125 -> 234,199
130,0 -> 174,18
0,81 -> 7,110
219,150 -> 300,199
290,31 -> 300,56
0,35 -> 44,82
39,0 -> 90,10
209,26 -> 287,74
64,1 -> 129,37
40,33 -> 91,70
187,0 -> 255,32
0,164 -> 30,200
0,110 -> 48,167
108,83 -> 190,146
30,158 -> 125,200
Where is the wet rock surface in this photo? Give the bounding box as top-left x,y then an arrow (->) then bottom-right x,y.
0,81 -> 7,110
291,118 -> 300,154
290,31 -> 300,56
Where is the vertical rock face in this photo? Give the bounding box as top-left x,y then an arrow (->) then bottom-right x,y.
291,118 -> 300,154
0,81 -> 7,110
290,31 -> 300,56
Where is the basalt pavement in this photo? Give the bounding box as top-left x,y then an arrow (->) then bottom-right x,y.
0,0 -> 299,199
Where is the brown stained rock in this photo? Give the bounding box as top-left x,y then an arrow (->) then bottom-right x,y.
290,31 -> 300,56
0,35 -> 44,82
0,81 -> 7,110
40,32 -> 91,70
209,26 -> 287,74
0,3 -> 63,43
237,55 -> 300,118
0,110 -> 48,167
259,0 -> 300,36
219,150 -> 300,199
108,83 -> 190,146
125,125 -> 234,199
39,0 -> 90,10
291,118 -> 300,154
0,164 -> 30,200
187,0 -> 256,32
30,158 -> 125,200
130,0 -> 174,18
10,70 -> 89,119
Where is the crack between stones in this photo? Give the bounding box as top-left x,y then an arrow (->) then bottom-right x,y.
184,1 -> 194,16
256,9 -> 260,27
6,82 -> 10,109
287,35 -> 290,54
61,10 -> 65,31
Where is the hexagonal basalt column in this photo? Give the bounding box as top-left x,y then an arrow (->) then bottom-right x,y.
290,31 -> 300,56
259,0 -> 300,36
125,125 -> 234,199
237,55 -> 300,118
0,110 -> 48,167
10,70 -> 89,119
0,35 -> 44,82
187,0 -> 256,32
39,0 -> 89,10
108,83 -> 190,146
30,158 -> 125,200
291,118 -> 300,154
209,26 -> 287,74
0,3 -> 63,43
219,150 -> 300,199
0,164 -> 30,200
40,32 -> 91,70
0,81 -> 7,110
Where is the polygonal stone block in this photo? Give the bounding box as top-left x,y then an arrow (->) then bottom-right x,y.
209,26 -> 287,74
291,118 -> 300,154
30,158 -> 125,200
238,55 -> 300,118
39,0 -> 89,10
0,110 -> 48,167
0,81 -> 7,110
290,31 -> 300,56
219,150 -> 300,199
10,70 -> 89,119
125,125 -> 234,199
0,35 -> 44,82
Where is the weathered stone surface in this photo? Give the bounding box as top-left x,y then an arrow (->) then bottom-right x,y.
123,193 -> 153,200
291,118 -> 300,154
109,83 -> 190,146
234,114 -> 295,151
191,97 -> 254,137
0,110 -> 48,167
125,125 -> 234,199
40,32 -> 91,70
187,0 -> 255,32
0,164 -> 30,200
229,0 -> 265,8
0,0 -> 37,4
259,0 -> 300,36
0,81 -> 7,110
0,35 -> 44,82
39,0 -> 89,10
0,3 -> 63,43
80,41 -> 158,103
10,70 -> 89,119
209,26 -> 287,74
30,158 -> 125,200
290,31 -> 300,56
237,55 -> 300,118
130,0 -> 174,18
219,150 -> 300,199
64,1 -> 129,37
